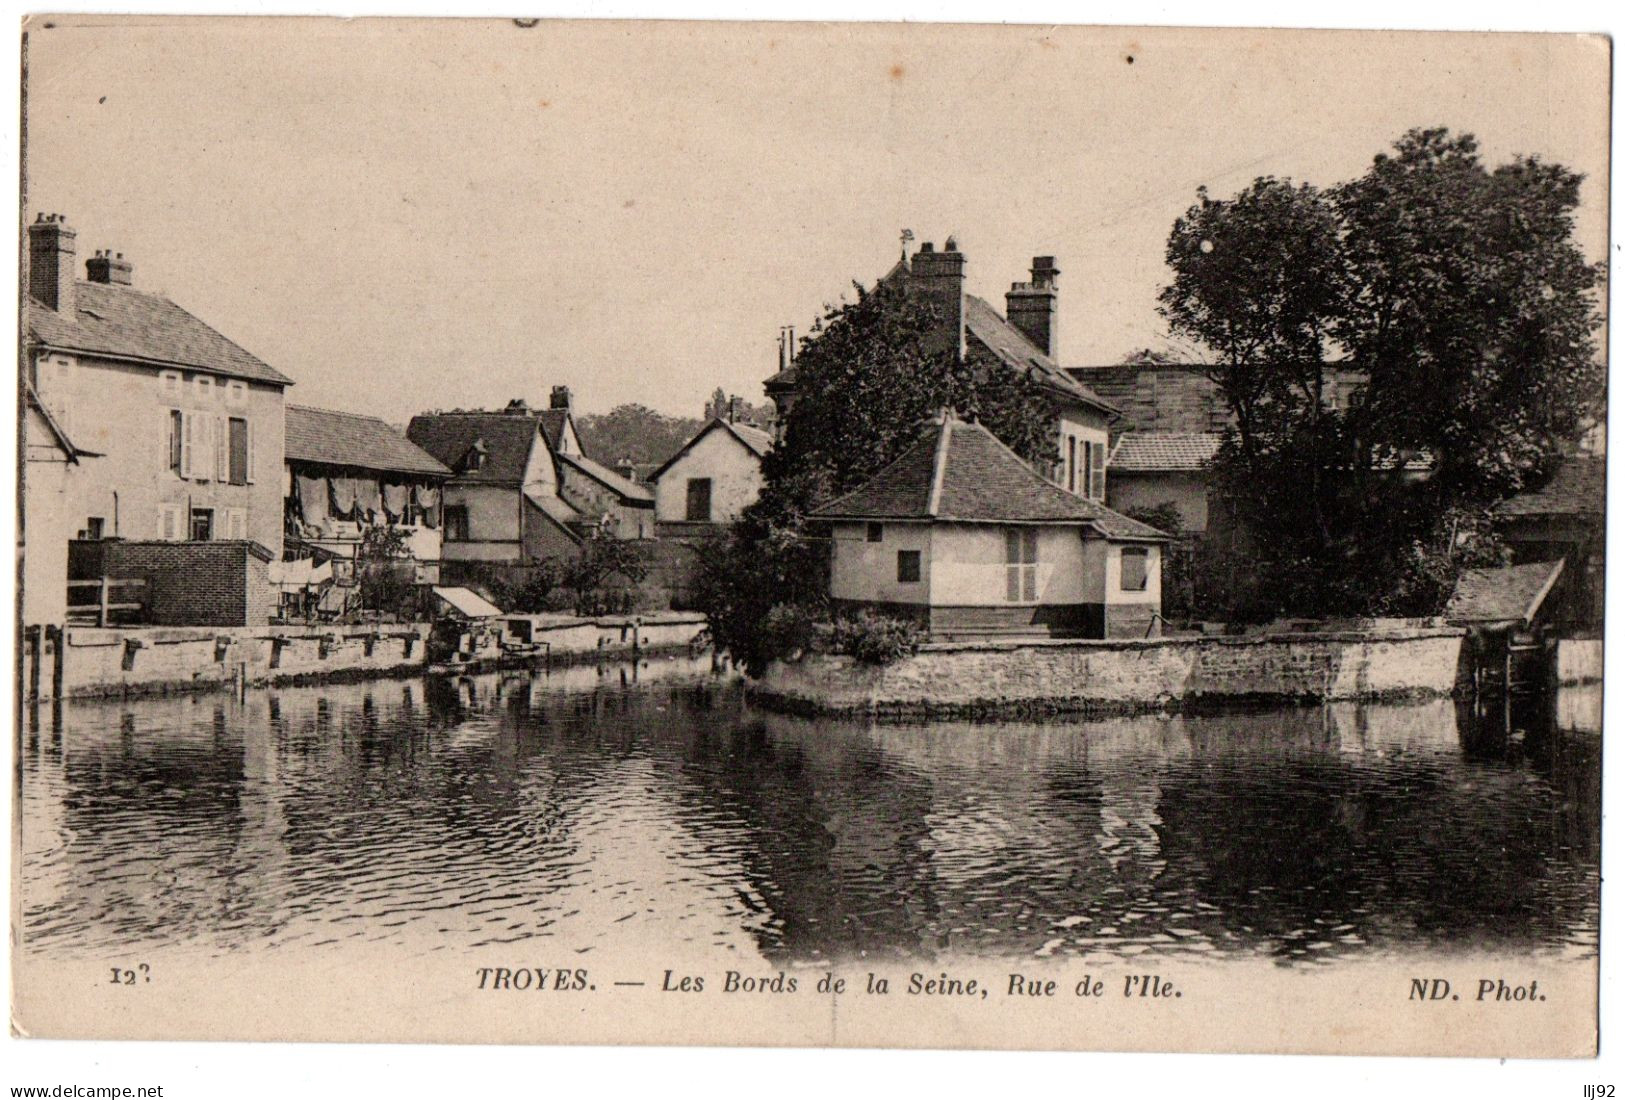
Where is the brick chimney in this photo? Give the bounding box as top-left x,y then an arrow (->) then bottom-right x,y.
550,385 -> 573,411
86,249 -> 133,286
1005,256 -> 1059,359
27,213 -> 76,312
907,238 -> 966,358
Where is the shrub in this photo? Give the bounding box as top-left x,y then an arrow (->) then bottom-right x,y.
826,610 -> 923,666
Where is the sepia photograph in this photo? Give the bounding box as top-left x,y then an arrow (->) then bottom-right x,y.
8,10 -> 1613,1085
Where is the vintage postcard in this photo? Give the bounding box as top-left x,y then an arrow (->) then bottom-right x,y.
11,16 -> 1608,1062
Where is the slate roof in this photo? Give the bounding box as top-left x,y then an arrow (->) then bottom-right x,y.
650,418 -> 773,481
812,414 -> 1169,539
406,413 -> 545,486
1445,560 -> 1566,625
558,449 -> 656,504
961,295 -> 1118,417
1109,432 -> 1223,473
1493,456 -> 1605,518
25,281 -> 293,386
286,405 -> 450,477
536,409 -> 572,452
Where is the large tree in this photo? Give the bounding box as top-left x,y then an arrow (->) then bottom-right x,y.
1157,128 -> 1602,619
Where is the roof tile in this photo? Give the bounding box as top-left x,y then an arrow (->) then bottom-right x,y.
286,405 -> 449,477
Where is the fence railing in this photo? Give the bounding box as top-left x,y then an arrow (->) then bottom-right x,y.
66,577 -> 149,627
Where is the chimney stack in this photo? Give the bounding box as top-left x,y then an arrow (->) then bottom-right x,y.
615,458 -> 638,482
86,249 -> 133,286
27,213 -> 77,312
549,385 -> 573,411
906,238 -> 966,358
1005,255 -> 1060,359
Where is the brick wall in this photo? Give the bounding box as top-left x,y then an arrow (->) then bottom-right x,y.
70,540 -> 272,627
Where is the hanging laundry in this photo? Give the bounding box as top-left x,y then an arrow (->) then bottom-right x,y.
296,475 -> 330,527
382,482 -> 411,522
354,478 -> 383,522
330,476 -> 361,519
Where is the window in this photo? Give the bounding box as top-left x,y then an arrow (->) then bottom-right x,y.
159,369 -> 182,395
226,380 -> 248,406
224,508 -> 247,540
1005,528 -> 1038,602
866,522 -> 884,543
1090,441 -> 1106,501
228,417 -> 249,485
79,517 -> 105,540
194,375 -> 214,401
1121,547 -> 1149,592
156,503 -> 182,541
167,409 -> 183,473
190,508 -> 214,542
1067,437 -> 1077,493
896,549 -> 921,584
444,505 -> 470,541
686,478 -> 713,522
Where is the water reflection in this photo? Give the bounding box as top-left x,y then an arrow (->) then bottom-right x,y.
19,660 -> 1600,966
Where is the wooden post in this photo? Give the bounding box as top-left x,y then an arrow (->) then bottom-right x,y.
98,576 -> 111,627
26,625 -> 41,701
48,624 -> 64,701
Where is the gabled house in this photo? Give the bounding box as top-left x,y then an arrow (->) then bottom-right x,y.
405,406 -> 582,564
531,386 -> 656,538
650,416 -> 772,530
23,213 -> 293,553
811,411 -> 1169,639
23,212 -> 293,630
284,405 -> 451,574
765,238 -> 1122,501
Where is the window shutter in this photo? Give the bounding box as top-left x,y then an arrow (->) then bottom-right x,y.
215,415 -> 228,480
245,419 -> 256,483
180,412 -> 195,477
1091,443 -> 1106,500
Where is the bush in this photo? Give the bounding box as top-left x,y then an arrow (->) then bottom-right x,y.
826,610 -> 923,666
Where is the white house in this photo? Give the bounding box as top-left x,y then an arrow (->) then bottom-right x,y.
651,417 -> 772,528
811,411 -> 1169,639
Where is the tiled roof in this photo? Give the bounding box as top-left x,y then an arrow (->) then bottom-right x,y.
650,418 -> 774,481
558,449 -> 656,504
1445,560 -> 1565,625
536,409 -> 572,452
1109,432 -> 1222,472
812,414 -> 1168,539
1493,456 -> 1605,518
286,405 -> 450,477
962,295 -> 1118,417
25,281 -> 293,386
763,364 -> 799,392
406,413 -> 544,486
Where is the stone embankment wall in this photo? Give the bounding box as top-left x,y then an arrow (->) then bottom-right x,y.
752,627 -> 1468,717
39,612 -> 710,700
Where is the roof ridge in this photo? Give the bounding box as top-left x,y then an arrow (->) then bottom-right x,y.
288,403 -> 391,423
925,417 -> 951,517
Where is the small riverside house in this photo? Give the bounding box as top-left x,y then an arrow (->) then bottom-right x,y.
811,412 -> 1170,639
650,416 -> 772,531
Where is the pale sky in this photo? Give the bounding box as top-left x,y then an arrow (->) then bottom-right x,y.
22,19 -> 1610,423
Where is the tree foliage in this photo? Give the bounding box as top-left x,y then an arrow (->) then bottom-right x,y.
701,278 -> 1057,673
1158,128 -> 1600,619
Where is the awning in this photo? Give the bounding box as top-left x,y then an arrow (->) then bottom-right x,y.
433,586 -> 504,619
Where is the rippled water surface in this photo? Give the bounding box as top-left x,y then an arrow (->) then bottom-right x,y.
19,658 -> 1600,966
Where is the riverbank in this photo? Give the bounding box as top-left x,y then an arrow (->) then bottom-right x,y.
750,626 -> 1471,718
29,612 -> 709,700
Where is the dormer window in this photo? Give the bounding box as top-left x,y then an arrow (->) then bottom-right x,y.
461,439 -> 488,473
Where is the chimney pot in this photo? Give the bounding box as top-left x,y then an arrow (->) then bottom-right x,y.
86,249 -> 134,286
549,385 -> 573,411
1006,254 -> 1060,359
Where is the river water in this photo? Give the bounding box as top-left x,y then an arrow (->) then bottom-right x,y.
18,657 -> 1601,968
